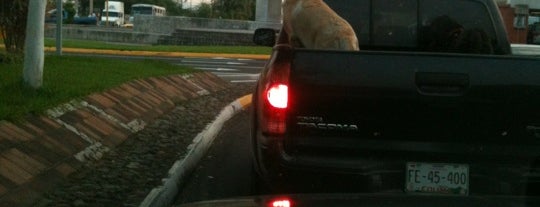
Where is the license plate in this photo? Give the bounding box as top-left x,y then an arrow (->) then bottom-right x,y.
405,162 -> 469,195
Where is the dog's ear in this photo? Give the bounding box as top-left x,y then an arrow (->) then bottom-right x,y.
424,15 -> 464,52
454,28 -> 493,54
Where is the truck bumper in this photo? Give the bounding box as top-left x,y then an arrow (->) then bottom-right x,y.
254,134 -> 540,195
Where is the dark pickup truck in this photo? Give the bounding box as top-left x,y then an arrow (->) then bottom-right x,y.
251,0 -> 540,197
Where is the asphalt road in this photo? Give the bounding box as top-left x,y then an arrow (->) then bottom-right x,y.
64,53 -> 265,83
174,56 -> 264,83
171,109 -> 381,206
174,110 -> 255,205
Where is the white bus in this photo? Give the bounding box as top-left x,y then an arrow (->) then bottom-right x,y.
129,4 -> 166,23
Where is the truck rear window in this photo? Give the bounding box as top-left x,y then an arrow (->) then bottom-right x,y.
326,0 -> 499,54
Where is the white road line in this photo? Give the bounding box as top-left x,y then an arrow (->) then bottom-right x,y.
181,60 -> 248,65
225,62 -> 247,65
195,67 -> 240,71
217,75 -> 260,79
231,80 -> 258,83
181,60 -> 223,64
184,64 -> 263,70
212,72 -> 259,75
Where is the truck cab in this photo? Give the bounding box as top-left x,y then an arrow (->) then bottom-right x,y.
101,1 -> 125,27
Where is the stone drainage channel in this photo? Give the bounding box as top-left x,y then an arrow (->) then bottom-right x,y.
33,83 -> 255,207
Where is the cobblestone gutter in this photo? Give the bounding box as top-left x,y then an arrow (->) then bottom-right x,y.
0,72 -> 230,206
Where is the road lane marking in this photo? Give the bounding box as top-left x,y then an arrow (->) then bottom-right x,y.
213,72 -> 259,75
195,67 -> 240,71
225,62 -> 247,65
231,80 -> 257,83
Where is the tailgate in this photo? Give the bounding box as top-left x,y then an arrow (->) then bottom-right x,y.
287,50 -> 540,146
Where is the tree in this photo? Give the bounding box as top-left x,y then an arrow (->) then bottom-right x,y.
23,0 -> 47,89
211,0 -> 255,20
63,0 -> 77,23
0,0 -> 29,54
192,3 -> 213,18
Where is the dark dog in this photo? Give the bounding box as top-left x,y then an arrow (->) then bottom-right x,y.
422,15 -> 493,54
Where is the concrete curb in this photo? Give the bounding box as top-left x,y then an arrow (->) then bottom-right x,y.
139,94 -> 252,207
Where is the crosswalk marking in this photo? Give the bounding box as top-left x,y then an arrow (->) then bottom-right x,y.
177,58 -> 264,83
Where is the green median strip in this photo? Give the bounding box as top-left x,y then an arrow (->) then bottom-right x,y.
0,55 -> 193,121
1,38 -> 270,121
44,38 -> 272,55
44,47 -> 271,60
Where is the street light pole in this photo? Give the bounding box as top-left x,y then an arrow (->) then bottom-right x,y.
23,0 -> 47,88
90,0 -> 93,16
105,0 -> 109,27
56,0 -> 62,55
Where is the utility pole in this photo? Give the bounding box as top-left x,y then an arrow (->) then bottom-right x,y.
90,0 -> 94,16
105,0 -> 109,27
23,0 -> 47,89
56,0 -> 63,55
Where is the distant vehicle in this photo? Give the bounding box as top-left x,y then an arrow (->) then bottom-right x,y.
73,16 -> 98,25
45,9 -> 97,25
101,1 -> 125,26
45,9 -> 67,23
528,23 -> 540,45
128,4 -> 166,24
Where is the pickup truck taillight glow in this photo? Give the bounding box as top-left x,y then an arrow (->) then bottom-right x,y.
260,45 -> 292,135
267,84 -> 288,109
263,83 -> 288,134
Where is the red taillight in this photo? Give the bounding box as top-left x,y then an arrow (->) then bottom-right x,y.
262,83 -> 288,134
260,46 -> 291,135
270,199 -> 291,207
267,84 -> 288,109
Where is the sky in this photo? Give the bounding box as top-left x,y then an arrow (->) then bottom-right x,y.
181,0 -> 210,8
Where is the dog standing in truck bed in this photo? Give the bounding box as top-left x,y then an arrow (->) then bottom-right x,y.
282,0 -> 359,51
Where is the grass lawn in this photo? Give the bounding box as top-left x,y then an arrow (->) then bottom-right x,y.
0,55 -> 193,121
44,38 -> 272,55
0,37 -> 264,121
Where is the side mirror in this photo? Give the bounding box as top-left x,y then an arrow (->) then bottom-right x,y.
253,28 -> 278,47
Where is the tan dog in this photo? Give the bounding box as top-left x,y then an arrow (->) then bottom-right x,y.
282,0 -> 359,50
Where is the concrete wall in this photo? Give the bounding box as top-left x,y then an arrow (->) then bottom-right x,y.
45,25 -> 164,44
44,16 -> 282,45
158,28 -> 255,46
133,15 -> 281,35
256,0 -> 282,23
